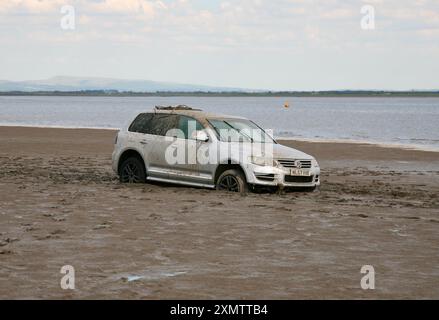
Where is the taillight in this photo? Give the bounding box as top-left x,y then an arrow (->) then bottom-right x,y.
114,132 -> 119,144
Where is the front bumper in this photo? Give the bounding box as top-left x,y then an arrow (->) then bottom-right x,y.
244,163 -> 321,188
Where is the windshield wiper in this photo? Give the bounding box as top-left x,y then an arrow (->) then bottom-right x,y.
223,121 -> 254,142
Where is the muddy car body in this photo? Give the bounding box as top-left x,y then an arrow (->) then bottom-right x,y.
112,107 -> 320,192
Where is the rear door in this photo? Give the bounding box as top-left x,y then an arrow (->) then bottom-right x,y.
145,113 -> 180,179
127,113 -> 158,167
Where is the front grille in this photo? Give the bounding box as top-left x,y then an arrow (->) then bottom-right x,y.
277,159 -> 312,169
284,175 -> 314,183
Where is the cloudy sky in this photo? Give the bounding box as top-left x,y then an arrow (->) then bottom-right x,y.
0,0 -> 438,90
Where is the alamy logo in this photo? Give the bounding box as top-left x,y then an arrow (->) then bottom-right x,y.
163,122 -> 275,166
60,265 -> 75,290
361,5 -> 375,30
360,265 -> 375,290
60,5 -> 76,30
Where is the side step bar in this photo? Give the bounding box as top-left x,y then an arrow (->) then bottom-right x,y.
146,176 -> 216,189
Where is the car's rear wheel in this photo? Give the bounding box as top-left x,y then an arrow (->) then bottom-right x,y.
119,157 -> 146,183
216,169 -> 248,193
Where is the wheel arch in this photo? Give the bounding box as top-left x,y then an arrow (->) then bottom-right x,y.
214,160 -> 247,185
117,149 -> 146,176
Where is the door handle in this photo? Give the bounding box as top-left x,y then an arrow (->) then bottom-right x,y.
140,140 -> 148,145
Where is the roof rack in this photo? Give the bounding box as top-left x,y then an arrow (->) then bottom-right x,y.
154,105 -> 202,111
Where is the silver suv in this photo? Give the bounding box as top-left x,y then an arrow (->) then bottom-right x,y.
112,106 -> 320,193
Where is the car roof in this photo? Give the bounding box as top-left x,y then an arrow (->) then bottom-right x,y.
150,108 -> 248,124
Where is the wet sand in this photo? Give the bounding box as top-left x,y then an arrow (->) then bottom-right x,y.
0,126 -> 438,299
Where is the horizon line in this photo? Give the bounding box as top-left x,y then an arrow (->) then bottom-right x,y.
1,76 -> 438,93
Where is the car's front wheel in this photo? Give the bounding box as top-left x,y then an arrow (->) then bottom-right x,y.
216,169 -> 248,193
119,157 -> 146,183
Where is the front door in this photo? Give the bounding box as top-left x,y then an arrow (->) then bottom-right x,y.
165,115 -> 213,184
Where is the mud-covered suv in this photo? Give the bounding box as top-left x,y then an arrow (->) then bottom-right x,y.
112,106 -> 320,193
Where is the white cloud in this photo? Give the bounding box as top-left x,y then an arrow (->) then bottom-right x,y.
85,0 -> 160,15
0,0 -> 167,15
0,0 -> 65,13
1,0 -> 438,89
1,0 -> 437,46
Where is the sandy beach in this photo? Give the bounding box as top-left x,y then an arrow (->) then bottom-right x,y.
0,126 -> 438,299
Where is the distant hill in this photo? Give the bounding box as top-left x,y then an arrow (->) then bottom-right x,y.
0,76 -> 253,93
1,77 -> 438,97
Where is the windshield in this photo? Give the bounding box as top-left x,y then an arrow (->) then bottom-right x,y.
208,119 -> 276,143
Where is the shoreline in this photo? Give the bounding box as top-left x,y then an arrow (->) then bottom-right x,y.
279,137 -> 439,153
1,124 -> 438,153
2,92 -> 439,98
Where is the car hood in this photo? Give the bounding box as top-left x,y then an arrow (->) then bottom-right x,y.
225,142 -> 315,161
271,143 -> 314,160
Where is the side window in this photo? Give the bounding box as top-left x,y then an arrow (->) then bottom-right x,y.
178,116 -> 204,140
150,114 -> 179,136
129,113 -> 180,136
128,113 -> 154,134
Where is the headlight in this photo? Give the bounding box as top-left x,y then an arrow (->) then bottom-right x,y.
312,159 -> 320,168
249,156 -> 277,167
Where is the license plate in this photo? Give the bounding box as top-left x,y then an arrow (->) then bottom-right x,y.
290,169 -> 311,176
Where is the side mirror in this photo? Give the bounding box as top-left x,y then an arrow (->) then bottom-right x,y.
193,130 -> 209,142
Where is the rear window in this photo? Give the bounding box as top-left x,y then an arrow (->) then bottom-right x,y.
128,113 -> 154,134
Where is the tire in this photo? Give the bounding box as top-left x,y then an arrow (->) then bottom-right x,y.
216,169 -> 248,193
119,157 -> 146,183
